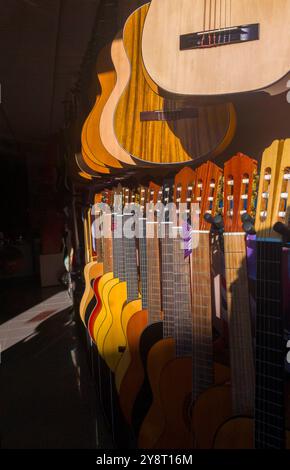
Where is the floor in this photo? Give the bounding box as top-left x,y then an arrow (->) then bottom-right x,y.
0,278 -> 112,449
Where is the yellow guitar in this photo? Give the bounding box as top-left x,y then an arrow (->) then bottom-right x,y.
101,188 -> 142,372
79,197 -> 103,324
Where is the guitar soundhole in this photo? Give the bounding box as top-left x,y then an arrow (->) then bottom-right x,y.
180,24 -> 259,51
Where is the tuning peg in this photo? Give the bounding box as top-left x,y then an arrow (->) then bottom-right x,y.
204,213 -> 224,232
273,222 -> 290,242
241,213 -> 256,235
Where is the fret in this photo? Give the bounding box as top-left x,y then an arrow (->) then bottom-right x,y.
146,221 -> 162,324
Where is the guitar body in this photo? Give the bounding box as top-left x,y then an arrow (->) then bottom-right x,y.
94,274 -> 118,354
131,322 -> 164,436
214,417 -> 290,449
102,281 -> 128,371
117,309 -> 149,423
99,32 -> 136,166
87,276 -> 102,338
81,44 -> 123,169
115,4 -> 236,165
191,383 -> 232,448
214,417 -> 254,449
142,0 -> 290,98
141,345 -> 231,449
79,262 -> 103,323
154,356 -> 193,449
138,338 -> 176,448
115,299 -> 142,392
76,150 -> 109,176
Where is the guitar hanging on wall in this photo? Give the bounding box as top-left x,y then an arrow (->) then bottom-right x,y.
142,0 -> 290,98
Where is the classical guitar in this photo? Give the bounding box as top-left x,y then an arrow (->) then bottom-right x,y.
142,0 -> 290,98
139,164 -> 229,449
192,153 -> 258,448
94,186 -> 125,358
81,43 -> 123,170
87,190 -> 113,340
214,140 -> 290,449
114,4 -> 236,165
115,186 -> 148,392
102,188 -> 142,372
79,197 -> 104,325
75,150 -> 109,177
118,182 -> 164,434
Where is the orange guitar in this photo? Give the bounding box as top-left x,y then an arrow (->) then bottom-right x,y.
192,153 -> 258,449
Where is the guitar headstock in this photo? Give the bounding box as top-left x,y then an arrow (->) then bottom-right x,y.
193,162 -> 223,231
223,153 -> 258,233
255,140 -> 290,239
174,167 -> 196,223
147,181 -> 162,205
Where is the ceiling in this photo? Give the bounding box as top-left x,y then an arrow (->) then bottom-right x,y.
0,0 -> 101,144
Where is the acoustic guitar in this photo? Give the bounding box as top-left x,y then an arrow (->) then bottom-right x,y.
94,186 -> 125,357
75,150 -> 109,177
79,197 -> 104,325
81,43 -> 123,170
118,182 -> 164,434
142,0 -> 290,98
102,188 -> 142,372
192,153 -> 258,448
214,140 -> 290,448
87,190 -> 113,340
114,4 -> 236,165
114,186 -> 148,392
138,164 -> 229,449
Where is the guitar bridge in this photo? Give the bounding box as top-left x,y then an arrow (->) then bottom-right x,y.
180,23 -> 259,50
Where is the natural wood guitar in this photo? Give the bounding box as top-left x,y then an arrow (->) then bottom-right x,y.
81,43 -> 123,170
114,4 -> 236,165
192,153 -> 258,448
142,0 -> 290,98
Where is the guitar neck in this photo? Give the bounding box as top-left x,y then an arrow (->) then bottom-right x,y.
161,223 -> 175,338
123,214 -> 139,301
112,214 -> 125,281
255,239 -> 285,449
191,231 -> 214,401
138,221 -> 148,310
224,232 -> 255,416
146,222 -> 162,324
173,233 -> 193,357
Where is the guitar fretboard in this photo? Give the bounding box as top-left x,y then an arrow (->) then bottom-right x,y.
113,214 -> 125,281
138,220 -> 148,309
224,233 -> 255,416
173,234 -> 193,357
255,240 -> 285,449
161,223 -> 174,338
146,222 -> 162,324
191,231 -> 214,401
123,214 -> 139,301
